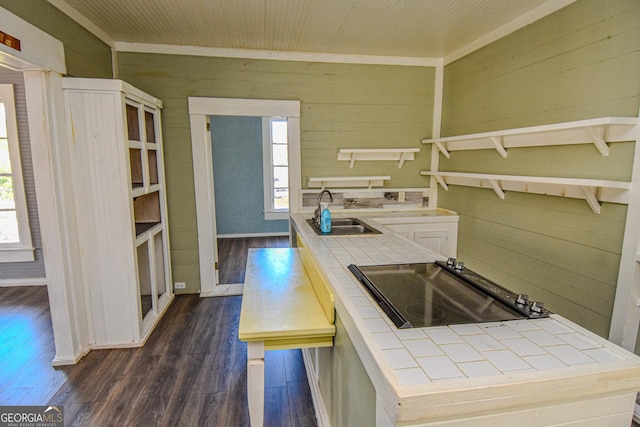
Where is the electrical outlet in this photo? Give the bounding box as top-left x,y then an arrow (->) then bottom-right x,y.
174,282 -> 186,290
398,191 -> 406,202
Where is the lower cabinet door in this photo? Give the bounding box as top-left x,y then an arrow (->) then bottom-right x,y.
385,222 -> 458,258
414,229 -> 450,258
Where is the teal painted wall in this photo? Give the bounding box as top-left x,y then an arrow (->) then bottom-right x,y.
117,54 -> 434,293
0,0 -> 112,78
210,115 -> 288,235
440,0 -> 640,337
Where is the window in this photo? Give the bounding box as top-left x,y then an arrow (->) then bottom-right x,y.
0,84 -> 33,262
262,117 -> 289,220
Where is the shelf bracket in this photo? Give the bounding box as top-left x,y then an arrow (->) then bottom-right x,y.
398,152 -> 409,168
349,153 -> 356,168
488,179 -> 506,199
434,142 -> 451,159
580,186 -> 602,214
433,174 -> 449,190
586,127 -> 610,156
489,136 -> 508,158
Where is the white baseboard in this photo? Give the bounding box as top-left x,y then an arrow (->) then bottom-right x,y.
217,232 -> 289,239
90,341 -> 145,350
200,283 -> 244,297
302,347 -> 331,427
51,344 -> 91,366
0,278 -> 46,287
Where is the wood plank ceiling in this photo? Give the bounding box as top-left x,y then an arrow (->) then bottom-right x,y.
52,0 -> 576,61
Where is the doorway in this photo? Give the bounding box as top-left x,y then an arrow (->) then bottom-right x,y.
210,115 -> 290,289
189,97 -> 301,297
0,9 -> 91,365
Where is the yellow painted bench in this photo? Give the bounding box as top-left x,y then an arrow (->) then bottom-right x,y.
238,247 -> 335,426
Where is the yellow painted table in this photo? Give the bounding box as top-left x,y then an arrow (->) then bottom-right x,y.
238,248 -> 335,427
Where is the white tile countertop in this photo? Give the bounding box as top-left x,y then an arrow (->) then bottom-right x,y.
290,211 -> 640,426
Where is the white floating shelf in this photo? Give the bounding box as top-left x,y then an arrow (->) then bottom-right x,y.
422,117 -> 638,158
338,148 -> 420,168
308,176 -> 391,189
420,171 -> 631,214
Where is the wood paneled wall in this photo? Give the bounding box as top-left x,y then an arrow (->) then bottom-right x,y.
117,54 -> 435,293
440,0 -> 640,337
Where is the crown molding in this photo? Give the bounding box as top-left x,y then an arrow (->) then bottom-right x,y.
444,0 -> 577,65
47,0 -> 115,47
115,42 -> 441,67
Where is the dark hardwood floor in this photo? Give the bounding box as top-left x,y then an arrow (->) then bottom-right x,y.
0,286 -> 65,406
217,236 -> 289,284
47,295 -> 315,426
0,236 -> 318,426
6,235 -> 638,426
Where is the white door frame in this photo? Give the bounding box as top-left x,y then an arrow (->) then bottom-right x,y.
0,6 -> 91,365
188,97 -> 301,297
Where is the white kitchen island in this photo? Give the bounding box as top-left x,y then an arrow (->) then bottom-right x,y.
289,211 -> 640,427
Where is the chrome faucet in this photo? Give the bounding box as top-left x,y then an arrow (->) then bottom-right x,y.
314,189 -> 333,227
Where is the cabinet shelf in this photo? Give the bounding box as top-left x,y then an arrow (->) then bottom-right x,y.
308,176 -> 390,189
420,171 -> 630,214
422,117 -> 637,158
338,148 -> 420,168
135,222 -> 162,238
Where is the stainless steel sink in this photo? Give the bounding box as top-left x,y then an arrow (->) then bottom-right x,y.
306,218 -> 381,236
331,218 -> 360,226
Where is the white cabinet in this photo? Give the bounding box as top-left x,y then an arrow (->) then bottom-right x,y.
415,228 -> 452,256
62,78 -> 173,348
375,214 -> 458,258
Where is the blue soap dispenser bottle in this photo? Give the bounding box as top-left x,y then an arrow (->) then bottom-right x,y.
320,203 -> 332,233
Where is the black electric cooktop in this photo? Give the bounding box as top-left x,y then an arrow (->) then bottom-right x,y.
348,260 -> 549,329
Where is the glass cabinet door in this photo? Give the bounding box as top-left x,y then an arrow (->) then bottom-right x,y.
145,110 -> 156,143
126,104 -> 141,142
154,232 -> 167,303
126,96 -> 169,325
136,241 -> 153,320
129,148 -> 143,189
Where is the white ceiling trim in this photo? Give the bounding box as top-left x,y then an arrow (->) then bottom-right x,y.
115,42 -> 442,67
47,0 -> 115,47
444,0 -> 578,65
